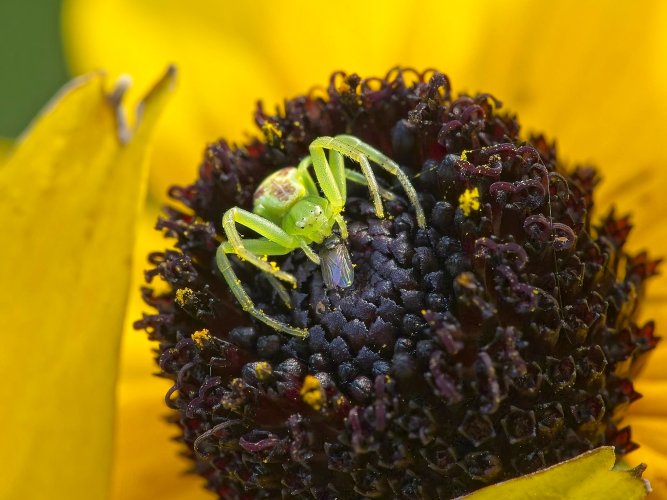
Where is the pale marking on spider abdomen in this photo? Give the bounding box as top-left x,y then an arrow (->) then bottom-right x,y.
253,167 -> 307,223
254,167 -> 300,203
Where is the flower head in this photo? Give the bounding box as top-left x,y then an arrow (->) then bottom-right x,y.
138,69 -> 658,498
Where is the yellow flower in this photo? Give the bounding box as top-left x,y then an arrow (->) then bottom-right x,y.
0,68 -> 175,499
54,0 -> 667,498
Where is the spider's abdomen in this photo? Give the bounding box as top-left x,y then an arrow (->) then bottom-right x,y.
253,167 -> 306,224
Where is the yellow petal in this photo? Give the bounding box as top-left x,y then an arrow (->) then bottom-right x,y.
0,68 -> 175,499
464,447 -> 648,500
627,384 -> 667,494
627,417 -> 667,458
626,444 -> 667,500
111,379 -> 210,499
630,379 -> 667,417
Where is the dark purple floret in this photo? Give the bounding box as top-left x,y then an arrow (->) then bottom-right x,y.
136,68 -> 660,499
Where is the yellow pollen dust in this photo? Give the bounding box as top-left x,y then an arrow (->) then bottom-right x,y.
262,121 -> 283,142
336,80 -> 351,93
175,287 -> 194,307
458,187 -> 481,216
300,375 -> 325,410
261,254 -> 280,271
254,361 -> 272,381
460,150 -> 469,161
456,272 -> 475,287
191,329 -> 211,348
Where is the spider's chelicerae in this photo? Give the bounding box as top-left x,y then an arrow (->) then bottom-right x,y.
215,135 -> 426,338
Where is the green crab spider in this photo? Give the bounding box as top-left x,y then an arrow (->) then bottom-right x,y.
216,134 -> 426,338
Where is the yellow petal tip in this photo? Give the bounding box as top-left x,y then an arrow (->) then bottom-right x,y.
110,65 -> 177,145
462,447 -> 650,500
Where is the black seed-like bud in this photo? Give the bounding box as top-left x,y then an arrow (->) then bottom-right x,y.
459,411 -> 496,447
337,361 -> 357,383
348,375 -> 373,403
228,326 -> 256,350
372,360 -> 391,377
329,336 -> 352,364
255,334 -> 280,358
462,451 -> 503,483
501,406 -> 537,445
137,68 -> 660,498
308,352 -> 329,372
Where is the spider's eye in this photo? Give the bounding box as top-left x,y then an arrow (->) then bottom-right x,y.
296,220 -> 306,229
313,206 -> 322,216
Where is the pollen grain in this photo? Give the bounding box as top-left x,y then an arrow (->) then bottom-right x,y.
191,329 -> 212,348
458,187 -> 481,216
300,375 -> 325,411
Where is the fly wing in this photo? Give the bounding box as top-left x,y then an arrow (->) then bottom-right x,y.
320,241 -> 354,288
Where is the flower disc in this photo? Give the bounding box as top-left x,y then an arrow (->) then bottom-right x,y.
137,69 -> 659,499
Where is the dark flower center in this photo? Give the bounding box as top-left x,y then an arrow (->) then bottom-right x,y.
137,68 -> 660,499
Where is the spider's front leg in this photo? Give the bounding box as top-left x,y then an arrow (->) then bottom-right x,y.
337,134 -> 426,227
309,138 -> 384,219
344,169 -> 397,201
221,207 -> 300,286
215,246 -> 308,338
310,135 -> 427,229
219,238 -> 293,309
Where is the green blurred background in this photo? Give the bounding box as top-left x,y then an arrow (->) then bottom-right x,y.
0,0 -> 68,137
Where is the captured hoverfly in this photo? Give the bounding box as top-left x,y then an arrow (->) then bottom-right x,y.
319,235 -> 354,289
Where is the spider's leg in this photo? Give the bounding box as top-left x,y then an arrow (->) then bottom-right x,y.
333,214 -> 348,239
308,141 -> 346,213
298,150 -> 347,202
310,136 -> 384,218
265,274 -> 292,309
220,238 -> 295,309
298,239 -> 321,265
334,135 -> 426,228
222,208 -> 299,285
220,238 -> 292,256
328,149 -> 347,201
222,225 -> 321,269
216,246 -> 307,338
344,169 -> 396,201
296,157 -> 319,196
